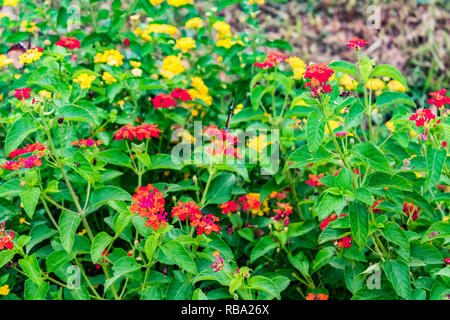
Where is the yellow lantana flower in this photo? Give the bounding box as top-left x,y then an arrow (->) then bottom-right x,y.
130,61 -> 141,68
175,37 -> 196,53
249,0 -> 264,5
188,77 -> 212,105
20,20 -> 39,32
324,118 -> 344,134
366,78 -> 385,94
102,72 -> 117,84
213,21 -> 232,39
385,120 -> 395,132
233,103 -> 243,114
247,134 -> 271,153
38,90 -> 52,99
0,285 -> 9,295
4,0 -> 19,6
167,0 -> 193,7
149,0 -> 164,4
340,73 -> 358,90
146,24 -> 178,36
0,54 -> 13,67
387,80 -> 407,92
73,73 -> 96,90
287,56 -> 306,80
19,48 -> 43,64
94,49 -> 124,67
161,55 -> 184,79
185,17 -> 203,29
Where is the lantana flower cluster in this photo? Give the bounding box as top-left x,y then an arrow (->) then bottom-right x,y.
129,184 -> 168,230
113,123 -> 162,141
0,222 -> 15,251
171,201 -> 221,235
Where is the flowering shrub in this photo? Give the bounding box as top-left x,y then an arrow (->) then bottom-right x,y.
0,0 -> 448,301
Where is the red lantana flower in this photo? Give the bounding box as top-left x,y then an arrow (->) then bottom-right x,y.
273,202 -> 293,226
113,123 -> 162,141
8,142 -> 46,158
305,173 -> 324,187
409,109 -> 436,128
170,88 -> 192,102
403,202 -> 419,221
123,38 -> 130,46
0,222 -> 15,251
306,293 -> 329,300
219,200 -> 239,215
346,36 -> 368,49
14,88 -> 32,100
152,93 -> 177,109
372,200 -> 383,214
71,138 -> 103,148
55,37 -> 81,50
303,63 -> 334,96
129,184 -> 168,230
203,125 -> 241,159
427,89 -> 450,108
254,52 -> 286,69
337,236 -> 352,248
320,213 -> 347,231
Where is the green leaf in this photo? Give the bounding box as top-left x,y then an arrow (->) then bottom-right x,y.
145,234 -> 158,262
316,193 -> 345,220
328,61 -> 358,77
19,187 -> 41,219
59,211 -> 83,254
352,142 -> 391,173
0,249 -> 15,268
250,236 -> 279,263
204,234 -> 234,261
349,201 -> 369,249
382,260 -> 411,300
288,252 -> 309,277
376,92 -> 415,108
344,263 -> 365,294
306,111 -> 325,153
24,280 -> 49,300
19,254 -> 43,286
248,276 -> 280,300
229,276 -> 243,296
46,250 -> 73,273
104,256 -> 141,292
205,173 -> 236,205
149,154 -> 182,170
26,225 -> 58,255
59,105 -> 98,124
5,117 -> 36,156
381,222 -> 409,251
311,247 -> 336,272
90,186 -> 131,207
192,288 -> 209,300
91,232 -> 113,264
372,64 -> 409,90
425,147 -> 446,190
422,221 -> 450,242
96,149 -> 131,167
336,167 -> 352,190
214,163 -> 249,182
363,172 -> 412,191
410,241 -> 443,265
160,240 -> 197,274
65,287 -> 90,300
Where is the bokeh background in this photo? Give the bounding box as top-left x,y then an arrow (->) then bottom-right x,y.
208,0 -> 449,103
